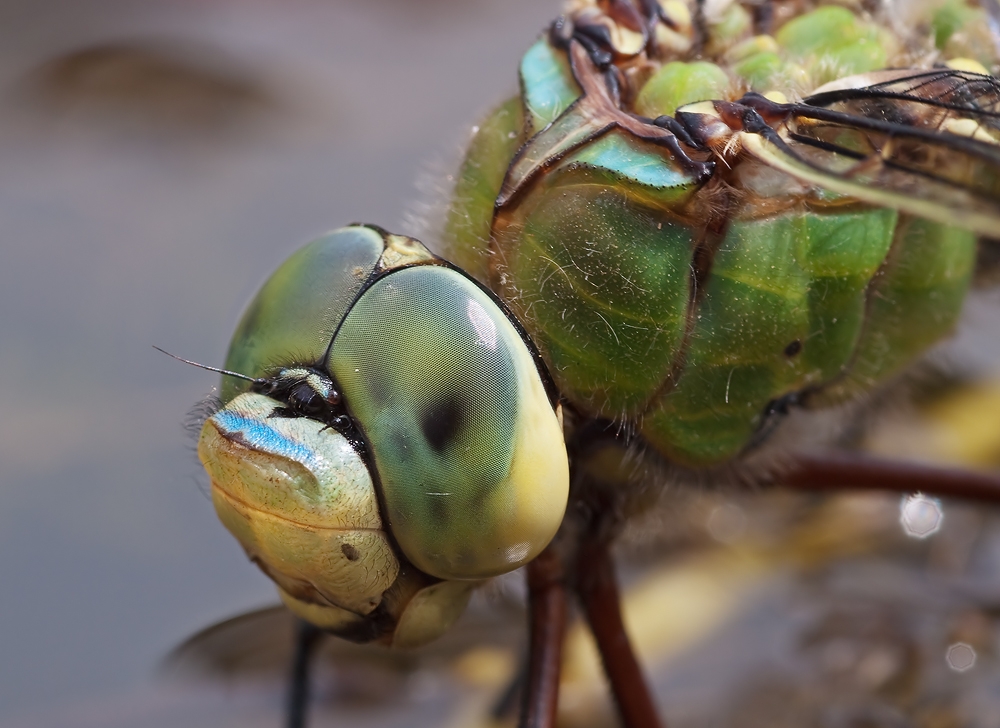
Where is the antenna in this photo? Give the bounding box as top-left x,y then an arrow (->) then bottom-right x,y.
152,345 -> 261,384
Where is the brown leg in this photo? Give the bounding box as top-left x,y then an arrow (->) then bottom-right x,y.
519,545 -> 569,728
782,453 -> 1000,503
576,537 -> 665,728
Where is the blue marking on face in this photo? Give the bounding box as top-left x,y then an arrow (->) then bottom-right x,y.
211,410 -> 316,465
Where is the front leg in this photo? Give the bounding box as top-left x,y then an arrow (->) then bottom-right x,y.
576,536 -> 665,728
520,545 -> 570,728
518,449 -> 666,728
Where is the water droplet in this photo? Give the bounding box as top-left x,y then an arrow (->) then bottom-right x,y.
946,642 -> 976,672
899,493 -> 943,538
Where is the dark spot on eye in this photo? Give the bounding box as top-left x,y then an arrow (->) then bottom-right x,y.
427,491 -> 449,524
341,543 -> 360,562
784,339 -> 802,358
366,369 -> 393,405
421,395 -> 464,453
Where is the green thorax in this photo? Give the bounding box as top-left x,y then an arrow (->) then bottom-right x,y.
442,1 -> 981,467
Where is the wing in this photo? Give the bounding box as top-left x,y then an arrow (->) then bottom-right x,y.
161,595 -> 527,723
728,69 -> 1000,236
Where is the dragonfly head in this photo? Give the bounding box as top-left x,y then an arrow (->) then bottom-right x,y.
197,225 -> 569,647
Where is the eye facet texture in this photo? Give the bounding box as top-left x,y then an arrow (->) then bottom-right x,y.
201,226 -> 569,644
329,265 -> 568,580
221,226 -> 384,402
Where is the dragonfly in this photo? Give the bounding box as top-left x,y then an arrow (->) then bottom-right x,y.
180,0 -> 1000,725
168,460 -> 1000,726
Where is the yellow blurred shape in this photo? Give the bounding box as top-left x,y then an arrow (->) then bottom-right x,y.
452,645 -> 518,688
552,488 -> 916,725
866,379 -> 1000,468
559,550 -> 770,718
945,57 -> 990,74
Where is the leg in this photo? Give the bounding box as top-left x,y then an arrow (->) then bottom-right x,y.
519,545 -> 569,728
575,537 -> 665,728
286,619 -> 324,728
782,453 -> 1000,503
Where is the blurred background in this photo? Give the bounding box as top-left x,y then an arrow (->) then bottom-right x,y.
0,1 -> 559,725
6,1 -> 1000,727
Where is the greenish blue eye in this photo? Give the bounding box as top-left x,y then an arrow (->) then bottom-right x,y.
198,225 -> 569,646
329,265 -> 568,580
221,226 -> 384,403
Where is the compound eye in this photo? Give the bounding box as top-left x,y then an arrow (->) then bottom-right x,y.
221,227 -> 385,404
328,265 -> 569,581
200,225 -> 569,647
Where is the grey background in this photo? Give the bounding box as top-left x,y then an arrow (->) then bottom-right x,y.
0,1 -> 559,724
5,2 -> 1000,727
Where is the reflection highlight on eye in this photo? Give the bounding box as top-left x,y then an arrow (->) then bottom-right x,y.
468,299 -> 499,350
